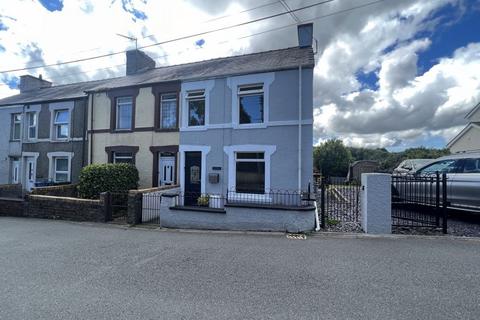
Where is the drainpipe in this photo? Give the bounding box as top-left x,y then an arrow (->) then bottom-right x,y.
298,65 -> 302,191
89,93 -> 95,165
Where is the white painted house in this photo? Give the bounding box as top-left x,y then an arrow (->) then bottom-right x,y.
447,102 -> 480,153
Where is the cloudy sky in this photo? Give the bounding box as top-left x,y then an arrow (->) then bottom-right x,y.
1,0 -> 480,150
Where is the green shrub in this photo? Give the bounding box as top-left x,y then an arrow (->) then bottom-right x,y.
77,163 -> 139,199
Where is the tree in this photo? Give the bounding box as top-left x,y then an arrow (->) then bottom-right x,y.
313,139 -> 352,177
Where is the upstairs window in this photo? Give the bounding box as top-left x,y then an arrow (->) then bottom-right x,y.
238,84 -> 264,124
113,152 -> 134,164
116,97 -> 133,130
11,113 -> 22,140
54,109 -> 70,139
235,152 -> 265,194
187,90 -> 205,127
160,93 -> 177,129
27,112 -> 37,140
54,157 -> 70,182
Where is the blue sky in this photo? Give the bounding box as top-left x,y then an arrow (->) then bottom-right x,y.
0,0 -> 480,150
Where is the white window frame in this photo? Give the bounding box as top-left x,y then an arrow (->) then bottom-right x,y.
237,84 -> 265,125
180,80 -> 214,131
160,93 -> 177,130
227,73 -> 274,129
26,111 -> 38,140
113,152 -> 134,164
49,102 -> 74,141
11,113 -> 22,141
224,145 -> 276,201
115,96 -> 133,131
234,151 -> 266,194
47,152 -> 73,183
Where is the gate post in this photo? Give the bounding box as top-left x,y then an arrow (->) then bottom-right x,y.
442,173 -> 448,234
127,191 -> 143,225
360,173 -> 392,234
101,192 -> 112,222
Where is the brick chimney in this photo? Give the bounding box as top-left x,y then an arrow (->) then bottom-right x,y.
126,49 -> 156,75
297,23 -> 313,48
19,74 -> 52,93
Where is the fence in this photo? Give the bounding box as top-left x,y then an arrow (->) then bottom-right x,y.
317,177 -> 362,228
391,173 -> 447,233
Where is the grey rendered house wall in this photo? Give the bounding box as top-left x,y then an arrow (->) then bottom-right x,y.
22,99 -> 87,184
180,68 -> 314,195
0,105 -> 23,184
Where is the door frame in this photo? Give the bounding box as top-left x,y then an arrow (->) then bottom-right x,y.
159,155 -> 176,186
22,152 -> 39,191
179,145 -> 210,194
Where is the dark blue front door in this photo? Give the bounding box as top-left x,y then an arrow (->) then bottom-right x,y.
184,151 -> 201,206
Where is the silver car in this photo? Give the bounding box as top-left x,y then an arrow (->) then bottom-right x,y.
413,153 -> 480,210
393,159 -> 433,175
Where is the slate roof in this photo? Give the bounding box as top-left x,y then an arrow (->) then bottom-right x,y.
0,78 -> 111,107
0,46 -> 314,106
88,46 -> 315,92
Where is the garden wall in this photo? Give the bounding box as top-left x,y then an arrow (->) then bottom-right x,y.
31,184 -> 78,198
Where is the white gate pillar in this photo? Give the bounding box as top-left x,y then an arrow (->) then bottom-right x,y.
361,173 -> 392,234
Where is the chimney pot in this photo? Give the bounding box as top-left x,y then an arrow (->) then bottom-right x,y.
297,23 -> 313,48
18,75 -> 52,93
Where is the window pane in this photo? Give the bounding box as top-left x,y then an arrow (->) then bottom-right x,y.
239,94 -> 263,124
29,127 -> 36,139
463,159 -> 480,173
55,158 -> 68,172
236,161 -> 265,194
420,160 -> 461,174
28,113 -> 36,126
117,104 -> 132,129
161,98 -> 177,129
236,152 -> 264,160
55,110 -> 69,123
57,124 -> 68,138
188,99 -> 205,126
114,152 -> 134,164
55,173 -> 69,182
13,123 -> 21,139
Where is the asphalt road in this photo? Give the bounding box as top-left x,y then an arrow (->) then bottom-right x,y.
1,217 -> 480,320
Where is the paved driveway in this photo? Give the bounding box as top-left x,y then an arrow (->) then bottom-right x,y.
1,217 -> 479,320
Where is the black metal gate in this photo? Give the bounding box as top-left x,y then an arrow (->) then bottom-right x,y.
105,192 -> 129,223
391,173 -> 447,233
318,177 -> 361,229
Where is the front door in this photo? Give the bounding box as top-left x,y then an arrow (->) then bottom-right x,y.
184,151 -> 201,206
159,156 -> 175,186
25,157 -> 36,191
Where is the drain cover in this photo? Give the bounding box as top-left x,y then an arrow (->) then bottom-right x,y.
286,233 -> 307,240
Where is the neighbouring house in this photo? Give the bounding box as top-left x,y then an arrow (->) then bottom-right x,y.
0,76 -> 109,191
86,50 -> 181,188
447,102 -> 480,153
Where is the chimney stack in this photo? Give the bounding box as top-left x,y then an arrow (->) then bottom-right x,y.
126,49 -> 156,75
19,74 -> 52,93
297,23 -> 313,48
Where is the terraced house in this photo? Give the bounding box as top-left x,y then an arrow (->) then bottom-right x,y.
0,75 -> 108,190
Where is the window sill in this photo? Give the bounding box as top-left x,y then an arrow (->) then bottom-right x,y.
170,205 -> 226,214
233,123 -> 267,130
112,129 -> 133,134
155,128 -> 179,132
180,126 -> 207,132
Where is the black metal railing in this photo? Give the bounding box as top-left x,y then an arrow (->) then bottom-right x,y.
226,189 -> 314,208
317,177 -> 361,228
391,172 -> 447,233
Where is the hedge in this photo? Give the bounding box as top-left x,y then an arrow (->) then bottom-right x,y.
77,163 -> 139,199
